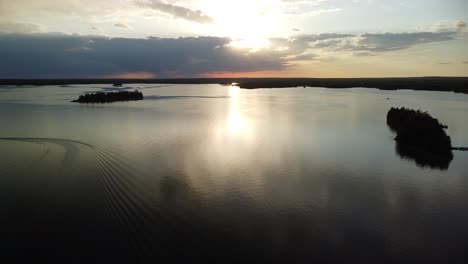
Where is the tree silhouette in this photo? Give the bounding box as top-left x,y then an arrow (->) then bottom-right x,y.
387,107 -> 453,169
72,90 -> 144,103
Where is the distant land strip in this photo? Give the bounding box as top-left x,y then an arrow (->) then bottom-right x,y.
1,77 -> 468,94
452,147 -> 468,151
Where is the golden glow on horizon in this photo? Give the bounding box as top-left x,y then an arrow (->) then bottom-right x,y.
201,70 -> 299,78
103,72 -> 157,79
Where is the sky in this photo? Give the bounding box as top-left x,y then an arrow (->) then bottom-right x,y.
0,0 -> 467,78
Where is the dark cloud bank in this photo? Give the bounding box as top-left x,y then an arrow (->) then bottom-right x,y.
0,26 -> 464,78
0,34 -> 284,78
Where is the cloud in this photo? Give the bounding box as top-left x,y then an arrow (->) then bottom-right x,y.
0,34 -> 285,78
136,0 -> 213,24
286,8 -> 341,16
352,32 -> 457,52
0,0 -> 113,17
0,18 -> 465,78
261,28 -> 464,61
288,54 -> 318,61
299,31 -> 461,55
308,8 -> 341,15
114,23 -> 129,29
296,33 -> 355,42
281,0 -> 329,5
0,21 -> 42,34
456,20 -> 467,31
419,20 -> 468,33
281,0 -> 341,16
267,33 -> 353,56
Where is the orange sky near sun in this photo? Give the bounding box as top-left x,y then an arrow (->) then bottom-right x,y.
200,70 -> 302,78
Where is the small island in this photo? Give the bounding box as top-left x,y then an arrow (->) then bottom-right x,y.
72,90 -> 144,103
387,107 -> 453,169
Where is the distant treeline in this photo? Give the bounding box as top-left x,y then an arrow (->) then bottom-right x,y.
72,90 -> 143,103
387,107 -> 453,169
237,77 -> 468,94
1,77 -> 468,94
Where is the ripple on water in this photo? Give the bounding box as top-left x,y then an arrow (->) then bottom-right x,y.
0,138 -> 170,260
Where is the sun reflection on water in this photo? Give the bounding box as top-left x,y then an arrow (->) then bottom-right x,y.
184,85 -> 263,195
226,86 -> 252,137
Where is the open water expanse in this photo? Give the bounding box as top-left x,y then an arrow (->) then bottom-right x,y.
0,84 -> 467,263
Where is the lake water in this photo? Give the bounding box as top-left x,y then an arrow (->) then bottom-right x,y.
1,84 -> 467,263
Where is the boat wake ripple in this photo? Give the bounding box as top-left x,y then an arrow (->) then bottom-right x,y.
0,137 -> 169,259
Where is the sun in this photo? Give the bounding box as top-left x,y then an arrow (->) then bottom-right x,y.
198,0 -> 285,50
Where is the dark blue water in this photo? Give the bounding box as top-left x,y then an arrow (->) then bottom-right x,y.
1,84 -> 467,263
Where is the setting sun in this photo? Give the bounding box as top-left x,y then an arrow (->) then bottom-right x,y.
200,0 -> 284,46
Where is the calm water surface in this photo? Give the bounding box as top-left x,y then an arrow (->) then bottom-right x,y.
1,84 -> 467,263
